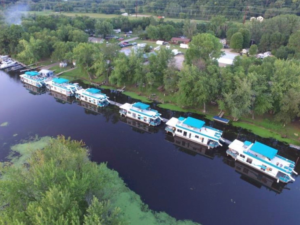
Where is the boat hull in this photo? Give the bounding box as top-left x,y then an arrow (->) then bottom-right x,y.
46,85 -> 74,97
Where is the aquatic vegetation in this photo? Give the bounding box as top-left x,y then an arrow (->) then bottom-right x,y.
0,122 -> 9,127
0,136 -> 200,225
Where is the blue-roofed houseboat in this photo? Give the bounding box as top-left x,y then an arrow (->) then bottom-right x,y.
119,102 -> 162,126
45,77 -> 82,96
165,117 -> 223,149
227,140 -> 297,183
20,70 -> 54,88
75,88 -> 109,107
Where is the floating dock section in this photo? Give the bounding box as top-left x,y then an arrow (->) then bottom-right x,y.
213,116 -> 230,124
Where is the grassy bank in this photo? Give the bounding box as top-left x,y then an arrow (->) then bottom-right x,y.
54,67 -> 300,145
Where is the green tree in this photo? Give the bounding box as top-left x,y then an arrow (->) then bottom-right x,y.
183,19 -> 197,39
239,28 -> 250,48
288,30 -> 300,53
249,44 -> 258,56
230,32 -> 243,51
146,25 -> 159,40
185,33 -> 223,65
95,20 -> 113,38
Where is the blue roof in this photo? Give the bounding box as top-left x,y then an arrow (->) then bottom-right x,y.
183,117 -> 205,129
250,142 -> 278,159
133,102 -> 150,110
178,117 -> 185,121
52,78 -> 69,84
86,88 -> 101,94
25,71 -> 39,76
244,141 -> 252,146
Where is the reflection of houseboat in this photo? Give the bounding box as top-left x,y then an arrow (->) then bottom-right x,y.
119,102 -> 161,126
227,140 -> 297,183
120,116 -> 159,134
75,88 -> 109,107
49,90 -> 74,104
166,135 -> 215,159
45,78 -> 81,96
20,70 -> 54,88
23,83 -> 46,95
165,117 -> 223,149
234,161 -> 286,194
78,101 -> 100,114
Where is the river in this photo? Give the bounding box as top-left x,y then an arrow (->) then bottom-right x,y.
1,70 -> 300,225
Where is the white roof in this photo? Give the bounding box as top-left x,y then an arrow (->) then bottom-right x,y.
166,117 -> 178,127
229,139 -> 246,152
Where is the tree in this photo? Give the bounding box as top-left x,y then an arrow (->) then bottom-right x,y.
230,32 -> 243,51
288,30 -> 300,53
95,20 -> 113,38
183,19 -> 197,39
146,25 -> 159,40
163,64 -> 179,94
209,16 -> 227,38
0,136 -> 127,225
158,24 -> 175,41
239,28 -> 250,48
185,33 -> 223,65
249,44 -> 258,56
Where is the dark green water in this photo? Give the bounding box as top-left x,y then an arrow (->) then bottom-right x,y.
1,70 -> 300,225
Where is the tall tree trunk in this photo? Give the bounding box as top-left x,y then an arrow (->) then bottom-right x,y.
203,102 -> 206,113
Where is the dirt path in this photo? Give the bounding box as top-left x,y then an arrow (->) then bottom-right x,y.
41,62 -> 59,70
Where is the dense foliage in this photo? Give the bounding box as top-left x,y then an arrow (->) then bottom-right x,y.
19,0 -> 300,20
0,136 -> 199,225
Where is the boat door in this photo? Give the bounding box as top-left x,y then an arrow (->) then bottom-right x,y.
183,131 -> 187,137
189,133 -> 191,139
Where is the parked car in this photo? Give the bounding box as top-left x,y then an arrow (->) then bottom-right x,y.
131,42 -> 137,46
119,42 -> 132,48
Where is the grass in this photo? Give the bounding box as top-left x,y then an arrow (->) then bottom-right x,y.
27,11 -> 207,24
122,91 -> 152,103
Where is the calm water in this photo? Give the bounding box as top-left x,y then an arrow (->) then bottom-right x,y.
1,71 -> 300,225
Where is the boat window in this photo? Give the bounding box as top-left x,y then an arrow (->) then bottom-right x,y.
246,158 -> 252,164
128,111 -> 131,114
189,133 -> 191,138
261,165 -> 267,171
177,129 -> 182,133
132,113 -> 136,118
183,131 -> 187,137
195,135 -> 199,138
240,154 -> 245,158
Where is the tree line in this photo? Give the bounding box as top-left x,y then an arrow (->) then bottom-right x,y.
25,0 -> 300,20
1,14 -> 300,124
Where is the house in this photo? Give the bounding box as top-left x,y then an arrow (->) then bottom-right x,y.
171,37 -> 190,45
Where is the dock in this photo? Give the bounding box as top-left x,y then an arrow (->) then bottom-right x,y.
109,100 -> 122,107
213,116 -> 230,124
289,144 -> 300,151
221,138 -> 232,145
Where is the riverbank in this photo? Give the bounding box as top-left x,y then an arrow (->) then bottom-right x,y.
55,69 -> 300,145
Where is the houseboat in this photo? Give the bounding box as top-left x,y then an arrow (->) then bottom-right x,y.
119,102 -> 162,126
165,117 -> 223,148
20,70 -> 54,88
0,59 -> 16,69
226,140 -> 297,183
75,88 -> 109,107
45,77 -> 81,96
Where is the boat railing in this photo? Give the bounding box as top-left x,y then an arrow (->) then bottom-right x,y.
226,149 -> 238,158
165,126 -> 175,133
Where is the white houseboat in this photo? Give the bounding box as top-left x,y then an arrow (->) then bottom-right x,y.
20,70 -> 54,88
165,117 -> 223,148
45,77 -> 81,97
0,59 -> 16,69
227,140 -> 297,183
119,102 -> 162,126
75,88 -> 109,107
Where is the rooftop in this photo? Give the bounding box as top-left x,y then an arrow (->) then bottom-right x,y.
52,78 -> 69,84
250,141 -> 278,159
182,117 -> 205,129
25,71 -> 39,76
86,88 -> 101,94
133,102 -> 150,110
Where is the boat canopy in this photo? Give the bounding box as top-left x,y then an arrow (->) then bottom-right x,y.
133,102 -> 150,110
244,141 -> 252,146
25,71 -> 39,76
250,141 -> 278,159
86,88 -> 101,94
183,117 -> 205,129
53,78 -> 69,84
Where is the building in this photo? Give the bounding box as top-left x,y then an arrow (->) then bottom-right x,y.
171,37 -> 190,45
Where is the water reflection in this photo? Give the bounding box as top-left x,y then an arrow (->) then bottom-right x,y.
49,90 -> 75,104
165,135 -> 216,159
120,116 -> 160,134
224,157 -> 287,194
23,83 -> 46,95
